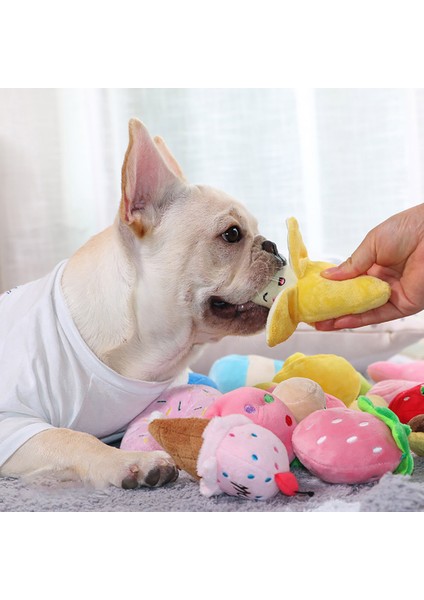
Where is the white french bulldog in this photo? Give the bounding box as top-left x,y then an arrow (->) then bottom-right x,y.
0,119 -> 284,489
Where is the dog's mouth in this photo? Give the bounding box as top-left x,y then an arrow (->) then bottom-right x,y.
209,296 -> 269,320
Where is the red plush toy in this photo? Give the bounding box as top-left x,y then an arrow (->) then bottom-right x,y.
388,384 -> 424,424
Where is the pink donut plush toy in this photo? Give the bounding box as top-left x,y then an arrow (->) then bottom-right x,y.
121,384 -> 222,451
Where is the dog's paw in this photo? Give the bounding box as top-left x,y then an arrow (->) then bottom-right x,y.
90,449 -> 179,489
120,451 -> 179,490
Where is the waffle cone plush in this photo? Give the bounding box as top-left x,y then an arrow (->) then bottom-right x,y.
148,418 -> 208,479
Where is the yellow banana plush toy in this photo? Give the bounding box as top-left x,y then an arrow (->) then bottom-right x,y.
254,217 -> 391,347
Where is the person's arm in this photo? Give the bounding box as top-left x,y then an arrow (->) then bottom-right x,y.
315,204 -> 424,330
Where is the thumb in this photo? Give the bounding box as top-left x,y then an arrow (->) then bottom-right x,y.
321,236 -> 376,281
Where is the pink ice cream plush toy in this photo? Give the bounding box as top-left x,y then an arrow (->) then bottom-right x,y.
292,396 -> 413,484
148,414 -> 307,500
205,387 -> 297,462
198,415 -> 298,499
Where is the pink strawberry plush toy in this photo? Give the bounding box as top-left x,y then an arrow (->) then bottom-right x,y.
205,387 -> 297,462
292,396 -> 413,484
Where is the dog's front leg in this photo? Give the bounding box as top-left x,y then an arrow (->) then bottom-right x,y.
0,428 -> 179,489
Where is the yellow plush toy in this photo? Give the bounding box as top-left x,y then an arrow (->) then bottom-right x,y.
272,352 -> 371,406
255,217 -> 391,347
256,352 -> 372,407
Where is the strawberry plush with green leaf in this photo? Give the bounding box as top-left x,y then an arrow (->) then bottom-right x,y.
292,397 -> 413,484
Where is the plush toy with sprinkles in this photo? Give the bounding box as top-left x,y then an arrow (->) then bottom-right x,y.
253,217 -> 391,347
121,384 -> 222,452
148,414 -> 310,500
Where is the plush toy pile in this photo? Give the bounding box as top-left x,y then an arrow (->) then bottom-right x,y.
121,340 -> 420,503
135,352 -> 413,501
120,217 -> 420,501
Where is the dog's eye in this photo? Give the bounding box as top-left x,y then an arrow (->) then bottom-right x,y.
222,226 -> 242,243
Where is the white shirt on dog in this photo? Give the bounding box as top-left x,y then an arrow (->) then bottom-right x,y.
0,261 -> 181,467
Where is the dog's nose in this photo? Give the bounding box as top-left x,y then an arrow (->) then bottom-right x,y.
262,239 -> 287,266
262,240 -> 279,255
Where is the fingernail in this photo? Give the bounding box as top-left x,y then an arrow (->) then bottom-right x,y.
321,266 -> 339,275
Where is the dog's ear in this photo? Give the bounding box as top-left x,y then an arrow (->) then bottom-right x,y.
120,118 -> 182,236
153,136 -> 187,182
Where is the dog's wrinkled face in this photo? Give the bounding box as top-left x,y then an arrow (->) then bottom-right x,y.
156,184 -> 284,340
119,119 -> 284,347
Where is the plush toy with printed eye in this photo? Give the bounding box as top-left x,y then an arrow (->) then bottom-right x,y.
253,217 -> 391,347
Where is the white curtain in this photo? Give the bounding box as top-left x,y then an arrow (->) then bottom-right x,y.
1,88 -> 423,291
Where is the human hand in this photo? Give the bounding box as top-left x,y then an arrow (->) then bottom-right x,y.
315,204 -> 424,330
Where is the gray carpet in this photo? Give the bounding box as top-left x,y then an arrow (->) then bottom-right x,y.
2,456 -> 424,512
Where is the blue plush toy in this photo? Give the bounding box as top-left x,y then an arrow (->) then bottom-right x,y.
208,354 -> 284,393
188,371 -> 219,389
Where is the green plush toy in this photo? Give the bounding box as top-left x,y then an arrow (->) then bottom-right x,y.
254,217 -> 391,347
